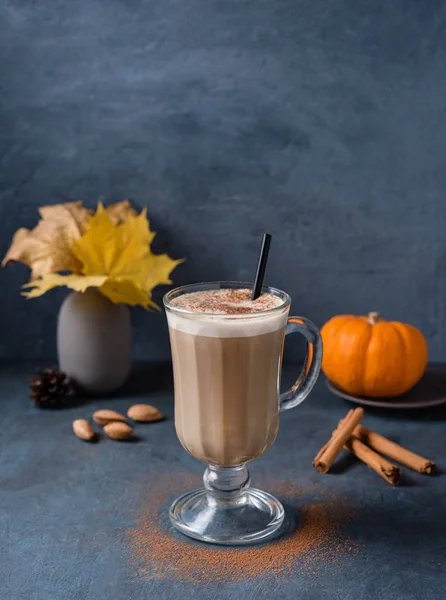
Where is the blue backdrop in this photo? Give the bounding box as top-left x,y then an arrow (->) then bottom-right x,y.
1,1 -> 445,361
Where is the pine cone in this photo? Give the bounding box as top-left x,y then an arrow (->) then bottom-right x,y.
30,367 -> 75,409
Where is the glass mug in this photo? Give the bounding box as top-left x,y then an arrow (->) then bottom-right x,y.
164,282 -> 323,545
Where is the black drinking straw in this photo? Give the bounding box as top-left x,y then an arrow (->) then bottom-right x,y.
251,233 -> 272,301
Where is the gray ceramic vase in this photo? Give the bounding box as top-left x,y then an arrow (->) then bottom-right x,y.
57,289 -> 132,394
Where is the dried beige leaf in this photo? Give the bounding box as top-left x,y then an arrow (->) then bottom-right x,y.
38,201 -> 92,240
3,220 -> 82,280
2,228 -> 29,265
105,200 -> 138,225
92,409 -> 127,426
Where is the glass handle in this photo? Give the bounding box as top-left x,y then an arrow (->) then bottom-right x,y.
279,317 -> 323,412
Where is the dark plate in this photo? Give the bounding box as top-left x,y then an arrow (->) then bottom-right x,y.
326,364 -> 446,409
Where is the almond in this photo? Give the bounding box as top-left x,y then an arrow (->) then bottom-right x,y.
93,409 -> 127,426
127,403 -> 163,423
73,419 -> 96,442
104,421 -> 134,441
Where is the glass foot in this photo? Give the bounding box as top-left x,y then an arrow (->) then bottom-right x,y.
169,465 -> 285,545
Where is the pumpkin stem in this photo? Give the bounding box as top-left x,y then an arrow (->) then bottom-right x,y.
368,312 -> 380,325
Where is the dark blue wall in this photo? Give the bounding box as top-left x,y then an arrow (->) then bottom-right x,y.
1,1 -> 446,361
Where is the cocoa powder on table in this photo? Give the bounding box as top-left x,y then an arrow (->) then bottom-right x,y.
125,474 -> 360,584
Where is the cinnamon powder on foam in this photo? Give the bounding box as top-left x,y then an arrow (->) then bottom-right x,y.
170,288 -> 283,314
124,473 -> 360,584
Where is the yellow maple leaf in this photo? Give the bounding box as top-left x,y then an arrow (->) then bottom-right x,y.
99,279 -> 157,308
22,273 -> 156,308
22,203 -> 181,309
144,253 -> 184,293
2,200 -> 141,280
73,204 -> 155,282
22,274 -> 108,298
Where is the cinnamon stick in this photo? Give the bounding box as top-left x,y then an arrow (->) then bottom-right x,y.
344,436 -> 401,485
313,408 -> 364,473
351,424 -> 435,474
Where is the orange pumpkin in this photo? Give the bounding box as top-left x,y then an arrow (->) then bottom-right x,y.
321,312 -> 428,397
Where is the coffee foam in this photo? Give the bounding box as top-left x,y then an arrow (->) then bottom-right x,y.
167,289 -> 288,338
167,311 -> 288,338
170,289 -> 283,315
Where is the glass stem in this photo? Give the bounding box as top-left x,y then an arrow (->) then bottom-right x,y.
203,464 -> 250,502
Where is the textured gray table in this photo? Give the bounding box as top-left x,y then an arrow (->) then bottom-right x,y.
1,361 -> 444,600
